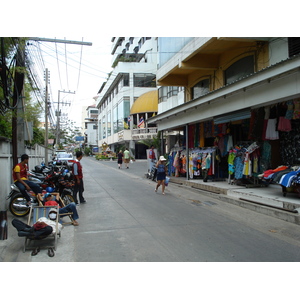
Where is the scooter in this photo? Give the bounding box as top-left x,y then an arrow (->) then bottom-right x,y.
7,172 -> 75,217
147,165 -> 157,181
6,184 -> 39,217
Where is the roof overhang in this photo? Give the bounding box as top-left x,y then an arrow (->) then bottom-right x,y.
149,55 -> 300,130
157,37 -> 271,87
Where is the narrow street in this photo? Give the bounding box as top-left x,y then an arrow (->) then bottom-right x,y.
3,156 -> 300,262
22,156 -> 300,262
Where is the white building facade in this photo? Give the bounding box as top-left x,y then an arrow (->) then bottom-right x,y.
96,37 -> 158,158
84,105 -> 98,149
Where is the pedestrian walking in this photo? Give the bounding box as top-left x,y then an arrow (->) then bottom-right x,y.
72,151 -> 86,204
117,150 -> 123,169
155,156 -> 167,195
124,148 -> 130,169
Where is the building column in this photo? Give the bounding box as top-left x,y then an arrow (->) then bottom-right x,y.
186,124 -> 189,180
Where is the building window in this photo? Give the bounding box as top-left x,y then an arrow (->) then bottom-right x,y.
98,120 -> 101,139
123,73 -> 129,87
133,73 -> 156,87
116,98 -> 130,132
107,111 -> 111,137
224,56 -> 254,85
167,86 -> 178,98
113,106 -> 118,134
158,87 -> 167,103
288,37 -> 300,57
134,46 -> 139,54
192,79 -> 209,99
102,116 -> 106,139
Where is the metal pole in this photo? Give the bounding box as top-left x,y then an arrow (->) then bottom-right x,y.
45,68 -> 49,164
186,124 -> 189,180
29,37 -> 92,46
56,90 -> 60,148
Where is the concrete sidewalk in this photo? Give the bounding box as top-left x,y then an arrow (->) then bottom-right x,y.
117,158 -> 300,215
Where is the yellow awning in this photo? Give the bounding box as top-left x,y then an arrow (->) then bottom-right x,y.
130,90 -> 158,114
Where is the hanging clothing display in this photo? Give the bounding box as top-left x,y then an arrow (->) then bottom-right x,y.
227,142 -> 260,181
277,102 -> 292,132
265,105 -> 279,140
184,147 -> 217,179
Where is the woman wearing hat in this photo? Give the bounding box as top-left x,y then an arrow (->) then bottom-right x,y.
155,156 -> 167,195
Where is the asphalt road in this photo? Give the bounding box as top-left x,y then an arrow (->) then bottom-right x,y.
49,157 -> 300,261
4,157 -> 300,262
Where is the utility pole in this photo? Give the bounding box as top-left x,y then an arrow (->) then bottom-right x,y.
12,41 -> 25,167
55,90 -> 75,148
28,37 -> 92,155
44,69 -> 50,164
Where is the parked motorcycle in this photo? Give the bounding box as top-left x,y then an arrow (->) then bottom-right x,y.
6,184 -> 39,217
7,168 -> 75,217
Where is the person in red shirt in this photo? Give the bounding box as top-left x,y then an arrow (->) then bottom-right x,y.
12,154 -> 42,205
43,192 -> 79,226
72,151 -> 86,204
149,145 -> 156,171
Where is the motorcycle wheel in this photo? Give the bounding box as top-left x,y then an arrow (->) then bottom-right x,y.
9,193 -> 30,217
62,194 -> 75,205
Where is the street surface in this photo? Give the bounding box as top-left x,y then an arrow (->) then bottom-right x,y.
3,157 -> 300,262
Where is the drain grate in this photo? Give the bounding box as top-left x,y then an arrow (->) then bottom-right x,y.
203,201 -> 217,206
190,199 -> 202,206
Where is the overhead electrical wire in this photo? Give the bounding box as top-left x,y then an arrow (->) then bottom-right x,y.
64,39 -> 69,90
76,38 -> 83,91
55,41 -> 62,90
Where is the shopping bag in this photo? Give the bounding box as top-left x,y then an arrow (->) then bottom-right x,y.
165,176 -> 170,186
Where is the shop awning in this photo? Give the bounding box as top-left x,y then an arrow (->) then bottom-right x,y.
130,90 -> 158,114
214,109 -> 251,124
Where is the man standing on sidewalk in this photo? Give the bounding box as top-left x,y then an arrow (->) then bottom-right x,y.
72,151 -> 86,204
149,145 -> 156,171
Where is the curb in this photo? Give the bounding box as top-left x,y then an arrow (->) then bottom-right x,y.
169,177 -> 300,226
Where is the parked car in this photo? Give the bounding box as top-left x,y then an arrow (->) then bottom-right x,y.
55,152 -> 75,167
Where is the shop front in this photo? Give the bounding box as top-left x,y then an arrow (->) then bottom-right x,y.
165,98 -> 300,197
149,55 -> 300,194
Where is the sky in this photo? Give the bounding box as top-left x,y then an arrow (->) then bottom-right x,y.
26,36 -> 113,129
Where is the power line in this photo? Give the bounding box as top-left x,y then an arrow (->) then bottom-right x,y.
76,39 -> 83,91
64,40 -> 69,90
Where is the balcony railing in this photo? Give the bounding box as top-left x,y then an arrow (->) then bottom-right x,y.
132,127 -> 158,140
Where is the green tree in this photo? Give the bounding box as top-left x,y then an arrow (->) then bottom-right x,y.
138,131 -> 163,156
1,38 -> 44,145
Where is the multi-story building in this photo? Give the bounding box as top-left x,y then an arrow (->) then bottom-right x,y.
84,104 -> 98,150
96,37 -> 158,159
149,37 -> 300,180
